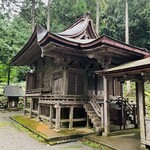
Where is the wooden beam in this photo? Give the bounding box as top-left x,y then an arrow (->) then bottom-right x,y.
63,68 -> 68,95
136,80 -> 146,142
37,100 -> 41,121
55,103 -> 61,131
23,97 -> 27,115
135,82 -> 140,128
103,76 -> 110,136
69,106 -> 74,129
49,105 -> 53,128
86,114 -> 90,128
29,98 -> 33,118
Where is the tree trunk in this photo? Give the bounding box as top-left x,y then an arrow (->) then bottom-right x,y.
31,0 -> 36,32
96,0 -> 100,35
47,0 -> 51,31
125,0 -> 129,44
125,0 -> 131,94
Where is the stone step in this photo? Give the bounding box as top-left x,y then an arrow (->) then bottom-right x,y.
91,117 -> 101,123
89,114 -> 98,119
110,125 -> 121,131
84,103 -> 104,135
126,120 -> 132,125
87,110 -> 95,114
93,121 -> 101,127
126,124 -> 135,129
95,126 -> 104,135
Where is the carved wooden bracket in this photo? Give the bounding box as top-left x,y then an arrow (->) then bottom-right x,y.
95,56 -> 112,69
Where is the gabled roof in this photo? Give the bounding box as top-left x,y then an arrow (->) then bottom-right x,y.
58,13 -> 98,39
4,86 -> 24,97
11,14 -> 150,66
96,57 -> 150,78
11,25 -> 47,66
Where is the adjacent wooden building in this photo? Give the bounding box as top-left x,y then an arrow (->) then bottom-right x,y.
3,85 -> 24,108
11,14 -> 150,147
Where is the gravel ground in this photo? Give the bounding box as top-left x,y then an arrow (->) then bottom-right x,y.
0,110 -> 97,150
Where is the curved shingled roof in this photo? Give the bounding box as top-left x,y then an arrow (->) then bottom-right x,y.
58,13 -> 98,39
11,14 -> 150,66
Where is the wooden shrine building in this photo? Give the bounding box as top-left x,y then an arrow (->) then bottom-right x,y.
11,13 -> 150,148
3,85 -> 24,108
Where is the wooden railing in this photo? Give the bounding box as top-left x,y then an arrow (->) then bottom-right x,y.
89,98 -> 104,128
39,95 -> 89,102
26,88 -> 52,95
109,95 -> 137,128
89,98 -> 103,118
109,96 -> 135,114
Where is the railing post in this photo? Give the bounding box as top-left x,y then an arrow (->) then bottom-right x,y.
49,104 -> 53,128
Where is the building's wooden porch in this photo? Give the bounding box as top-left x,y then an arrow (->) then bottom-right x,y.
24,87 -> 138,135
97,57 -> 150,148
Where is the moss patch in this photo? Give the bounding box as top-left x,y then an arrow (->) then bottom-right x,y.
0,122 -> 9,127
11,115 -> 48,137
81,139 -> 114,150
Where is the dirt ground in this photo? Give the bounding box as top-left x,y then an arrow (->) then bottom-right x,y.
0,110 -> 97,150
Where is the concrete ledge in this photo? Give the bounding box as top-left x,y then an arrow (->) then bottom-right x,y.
10,115 -> 94,145
84,135 -> 118,150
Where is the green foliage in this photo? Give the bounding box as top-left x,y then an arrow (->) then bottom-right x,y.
81,139 -> 113,149
20,0 -> 47,28
129,0 -> 150,49
0,14 -> 31,84
50,0 -> 88,32
0,0 -> 150,85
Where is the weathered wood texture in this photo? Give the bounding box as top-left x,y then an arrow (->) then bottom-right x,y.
103,76 -> 110,136
136,80 -> 146,141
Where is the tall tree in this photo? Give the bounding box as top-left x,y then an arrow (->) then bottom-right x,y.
47,0 -> 51,31
96,0 -> 100,34
125,0 -> 131,95
31,0 -> 36,32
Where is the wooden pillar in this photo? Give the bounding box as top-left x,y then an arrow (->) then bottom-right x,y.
29,98 -> 33,118
101,104 -> 104,127
49,105 -> 53,128
23,97 -> 27,115
55,103 -> 61,131
136,80 -> 146,142
37,101 -> 41,121
86,114 -> 90,128
63,68 -> 68,95
103,76 -> 110,136
69,106 -> 74,129
135,82 -> 140,128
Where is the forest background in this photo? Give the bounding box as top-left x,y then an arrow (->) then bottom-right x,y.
0,0 -> 150,95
